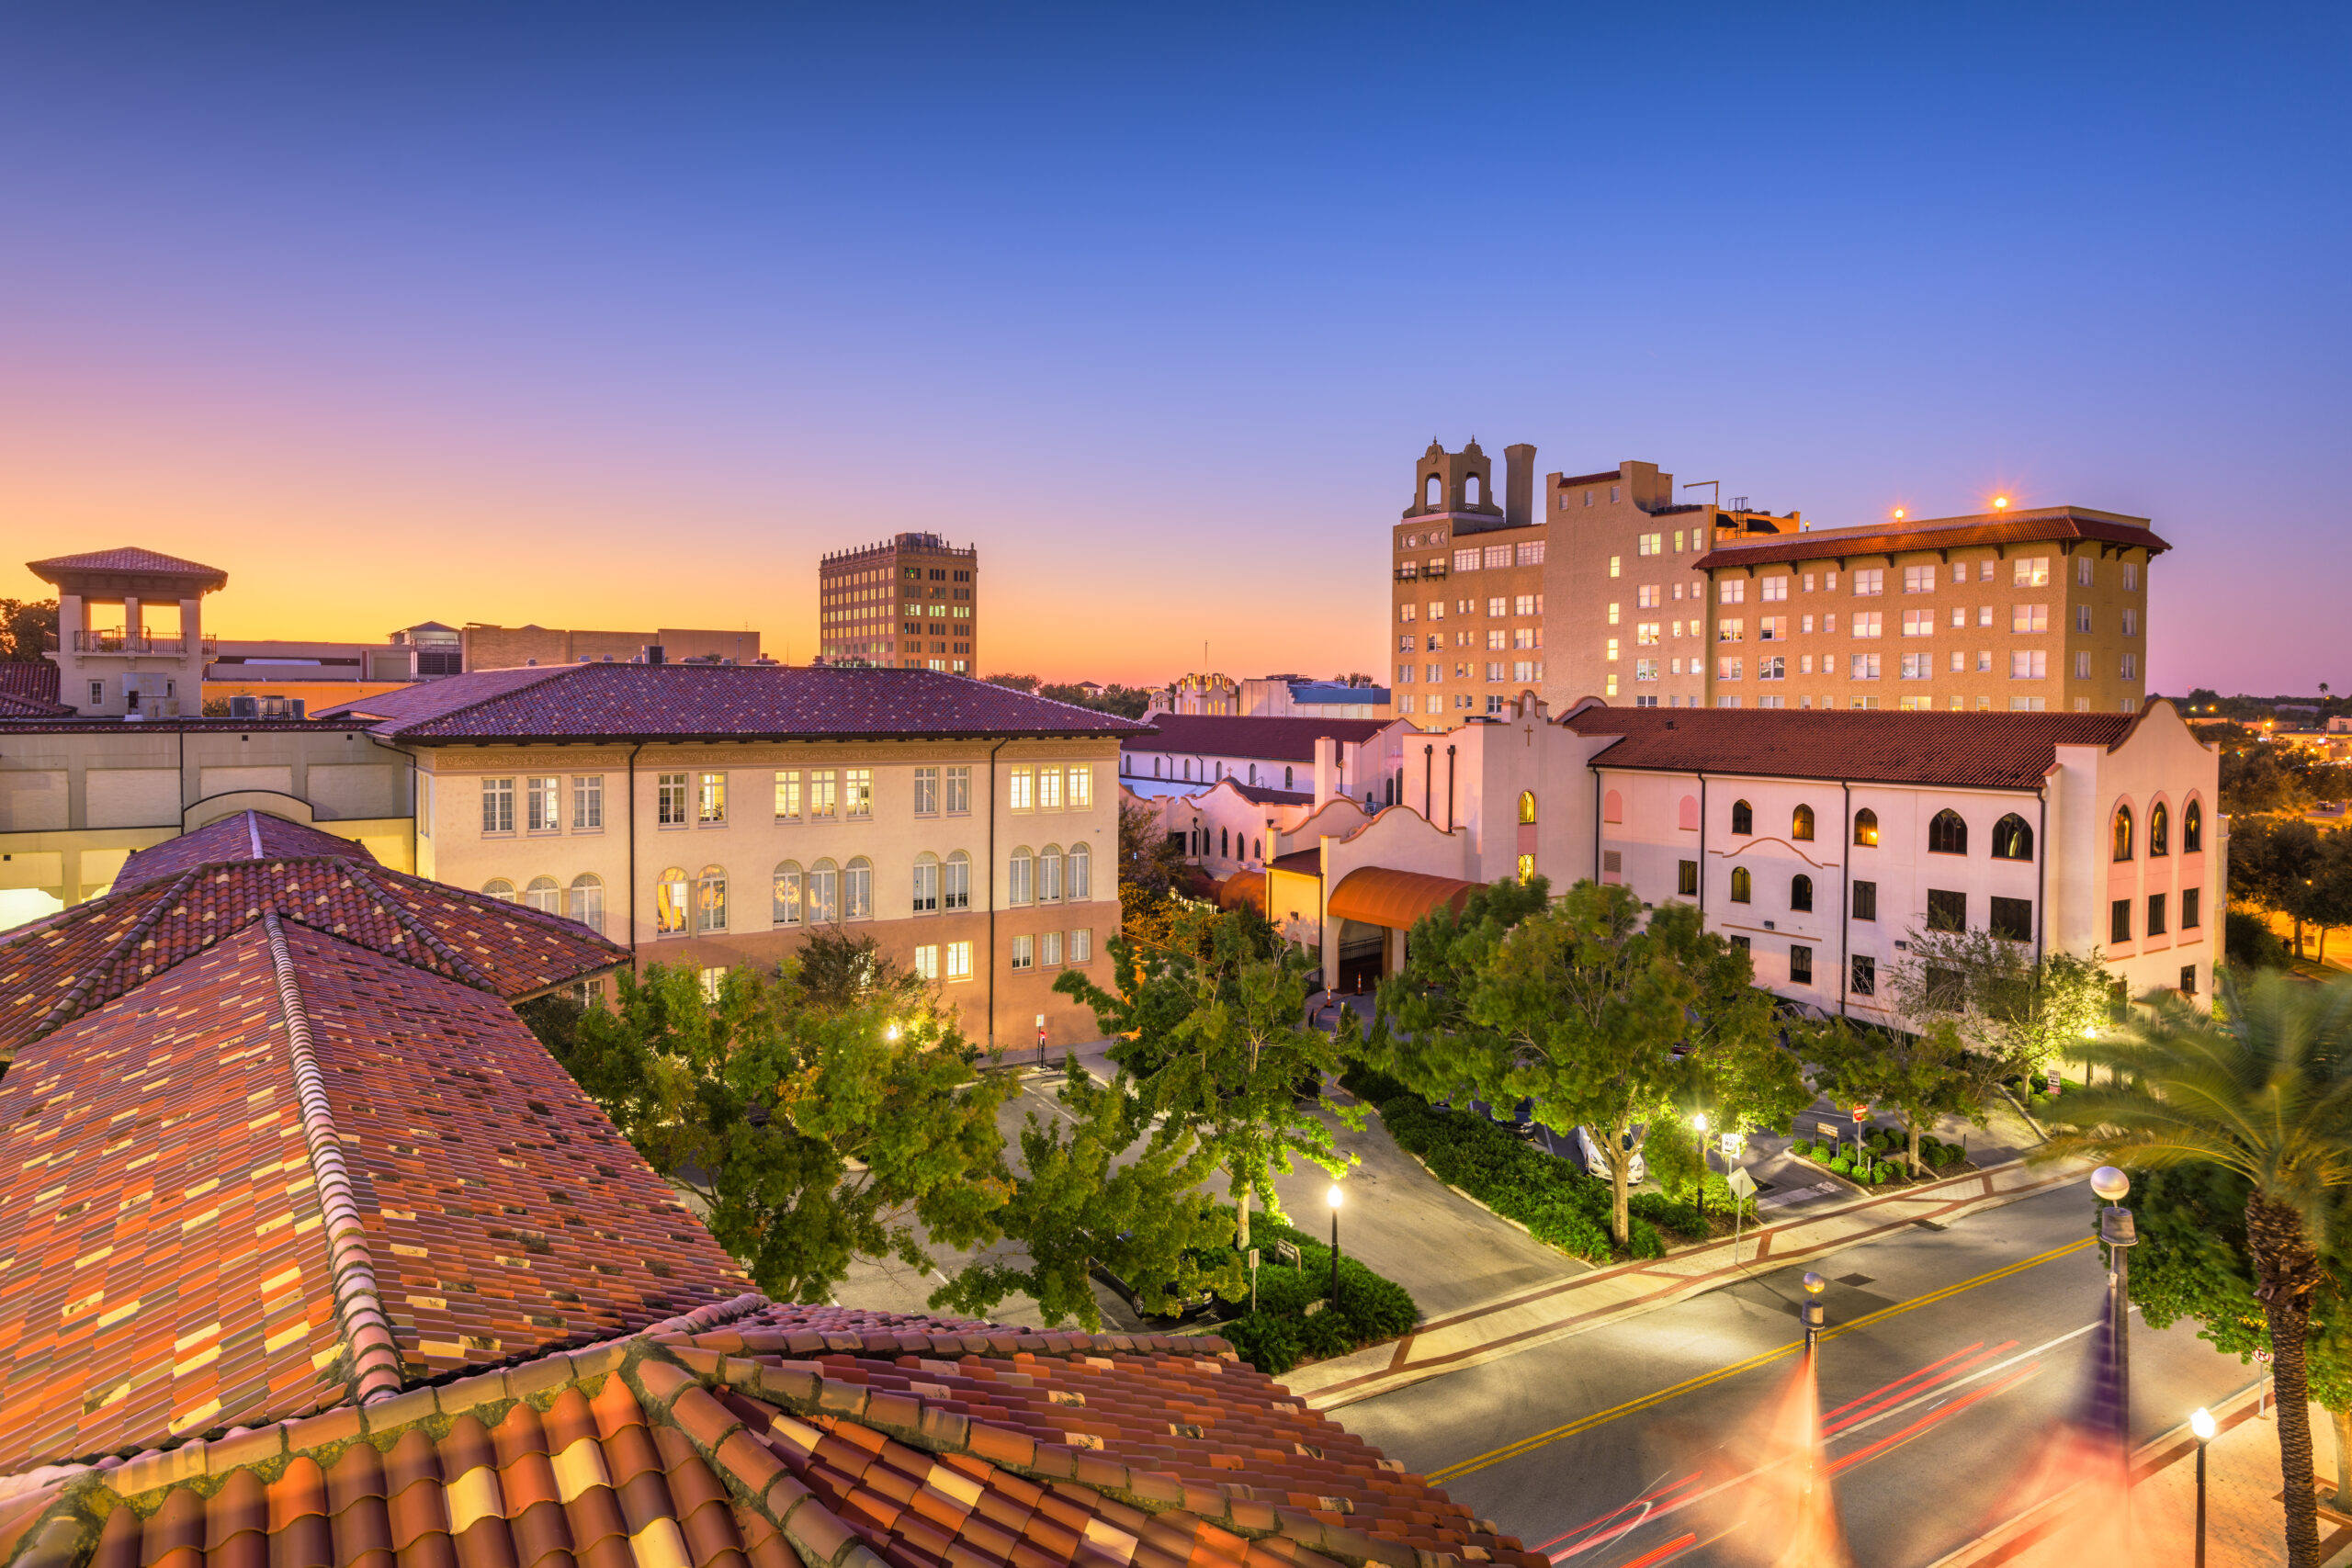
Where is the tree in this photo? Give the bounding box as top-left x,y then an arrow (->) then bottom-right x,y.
0,598 -> 57,662
2233,818 -> 2324,955
1671,921 -> 1808,1143
1056,902 -> 1354,1252
792,926 -> 931,1012
1802,1014 -> 1978,1176
933,1060 -> 1240,1329
983,672 -> 1040,694
547,961 -> 1012,1302
1365,874 -> 1553,1067
2038,973 -> 2352,1568
2289,829 -> 2352,967
1884,926 -> 2112,1083
1040,681 -> 1154,719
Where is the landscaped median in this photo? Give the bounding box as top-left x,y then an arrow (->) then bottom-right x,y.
1211,1218 -> 1419,1375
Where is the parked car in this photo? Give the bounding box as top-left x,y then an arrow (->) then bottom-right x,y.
1575,1124 -> 1647,1184
1089,1239 -> 1225,1324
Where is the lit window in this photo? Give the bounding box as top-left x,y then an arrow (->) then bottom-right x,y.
1851,613 -> 1883,638
655,867 -> 690,934
1009,765 -> 1035,811
1606,639 -> 1619,662
844,769 -> 873,818
913,944 -> 940,980
697,773 -> 727,826
808,860 -> 840,924
773,861 -> 803,925
946,941 -> 973,980
2013,558 -> 2051,587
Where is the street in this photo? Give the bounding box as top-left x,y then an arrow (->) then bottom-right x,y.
1339,1181 -> 2259,1568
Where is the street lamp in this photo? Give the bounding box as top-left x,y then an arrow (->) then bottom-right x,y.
1327,1184 -> 1344,1305
2191,1406 -> 2218,1568
1692,1111 -> 1710,1225
1801,1270 -> 1827,1357
2093,1166 -> 2137,1439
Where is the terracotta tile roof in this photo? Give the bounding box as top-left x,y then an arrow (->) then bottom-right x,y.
1221,784 -> 1315,807
113,812 -> 376,890
311,665 -> 1148,744
0,663 -> 71,719
0,840 -> 625,1062
1564,704 -> 2141,789
0,1298 -> 1538,1568
24,549 -> 229,586
0,922 -> 745,1472
1268,851 -> 1320,875
1126,717 -> 1393,764
1691,506 -> 2169,570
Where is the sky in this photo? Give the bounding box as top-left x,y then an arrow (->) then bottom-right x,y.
0,4 -> 2344,693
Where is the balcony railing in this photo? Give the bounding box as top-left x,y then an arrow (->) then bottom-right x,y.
68,631 -> 218,655
1395,565 -> 1448,582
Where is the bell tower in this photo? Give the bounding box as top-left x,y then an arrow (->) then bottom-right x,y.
1405,439 -> 1505,520
29,547 -> 228,718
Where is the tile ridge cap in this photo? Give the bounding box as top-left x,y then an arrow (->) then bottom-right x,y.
244,809 -> 265,861
26,868 -> 203,1045
259,909 -> 405,1404
342,861 -> 495,991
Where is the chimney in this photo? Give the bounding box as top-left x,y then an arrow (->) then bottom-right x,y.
1505,443 -> 1537,528
1312,735 -> 1337,808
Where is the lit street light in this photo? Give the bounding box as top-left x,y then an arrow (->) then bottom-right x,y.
2191,1405 -> 2218,1568
2093,1166 -> 2138,1439
1327,1184 -> 1343,1305
1801,1270 -> 1827,1357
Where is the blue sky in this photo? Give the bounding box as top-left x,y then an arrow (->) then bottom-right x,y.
0,4 -> 2342,690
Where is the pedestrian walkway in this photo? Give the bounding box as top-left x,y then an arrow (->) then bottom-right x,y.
1278,1155 -> 2085,1409
1932,1382 -> 2352,1566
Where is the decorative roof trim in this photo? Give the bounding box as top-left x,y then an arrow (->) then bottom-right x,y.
24,869 -> 202,1047
258,910 -> 405,1406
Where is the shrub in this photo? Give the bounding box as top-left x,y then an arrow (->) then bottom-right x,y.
1218,1313 -> 1301,1375
1829,1156 -> 1853,1175
1790,1139 -> 1814,1158
2227,908 -> 2292,971
1629,1191 -> 1708,1241
1216,1219 -> 1420,1377
1627,1218 -> 1668,1259
1339,1062 -> 1415,1105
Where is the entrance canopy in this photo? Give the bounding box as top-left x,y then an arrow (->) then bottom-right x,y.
1327,866 -> 1485,931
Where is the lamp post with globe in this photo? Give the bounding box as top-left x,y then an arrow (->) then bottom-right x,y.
2093,1166 -> 2138,1437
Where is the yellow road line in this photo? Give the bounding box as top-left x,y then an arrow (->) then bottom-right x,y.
1428,1236 -> 2095,1483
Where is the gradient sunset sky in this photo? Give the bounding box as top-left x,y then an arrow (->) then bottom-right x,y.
1,5 -> 2344,693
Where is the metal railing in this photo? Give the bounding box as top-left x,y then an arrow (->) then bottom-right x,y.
66,631 -> 218,654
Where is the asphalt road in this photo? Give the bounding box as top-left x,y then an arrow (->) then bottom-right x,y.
1339,1182 -> 2261,1568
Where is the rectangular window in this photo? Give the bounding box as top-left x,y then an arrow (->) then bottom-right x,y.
1604,641 -> 1619,664
1927,888 -> 1967,932
1483,544 -> 1510,569
1043,931 -> 1063,966
2147,892 -> 2167,937
2123,562 -> 2139,591
1518,592 -> 1539,615
570,774 -> 603,830
2183,886 -> 2201,930
1716,656 -> 1743,680
657,773 -> 689,826
912,766 -> 940,816
1852,880 -> 1878,921
1453,547 -> 1479,572
2075,604 -> 2093,634
808,770 -> 839,819
2011,650 -> 2048,679
2075,650 -> 2092,680
1637,533 -> 1658,556
1900,653 -> 1931,680
1067,765 -> 1091,810
842,768 -> 872,818
1761,575 -> 1789,602
1516,541 -> 1545,566
1515,660 -> 1541,682
1853,569 -> 1884,596
481,777 -> 515,834
1789,944 -> 1814,986
1758,615 -> 1786,641
2111,898 -> 2133,943
2120,652 -> 2138,680
1718,618 -> 1743,642
1487,596 -> 1508,617
2013,557 -> 2051,587
1488,661 -> 1508,682
1903,565 -> 1936,593
1012,935 -> 1035,972
1851,612 -> 1882,638
697,772 -> 727,825
1852,654 -> 1881,680
945,941 -> 973,981
2181,963 -> 2199,996
1008,764 -> 1035,811
526,776 -> 562,832
2011,604 -> 2049,634
774,771 -> 802,821
1758,656 -> 1784,680
1487,627 -> 1508,650
1037,766 -> 1063,811
913,944 -> 940,980
1071,928 -> 1092,964
1514,626 -> 1540,649
1901,608 -> 1934,637
1989,896 -> 2034,942
1678,860 -> 1699,897
1850,954 -> 1876,997
1719,578 -> 1746,604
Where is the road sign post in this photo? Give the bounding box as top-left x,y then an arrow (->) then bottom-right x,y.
1726,1165 -> 1757,1265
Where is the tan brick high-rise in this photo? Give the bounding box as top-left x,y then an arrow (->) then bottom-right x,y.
819,532 -> 979,672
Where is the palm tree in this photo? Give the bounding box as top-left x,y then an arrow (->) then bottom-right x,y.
2037,972 -> 2352,1568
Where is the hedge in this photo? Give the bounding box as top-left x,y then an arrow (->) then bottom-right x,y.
1216,1216 -> 1419,1377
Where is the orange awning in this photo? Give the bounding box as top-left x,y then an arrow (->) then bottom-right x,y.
1326,867 -> 1484,931
1217,871 -> 1268,912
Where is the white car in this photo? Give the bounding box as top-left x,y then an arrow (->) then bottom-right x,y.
1576,1124 -> 1647,1184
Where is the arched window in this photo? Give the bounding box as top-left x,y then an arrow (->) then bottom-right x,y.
1121,755 -> 1130,775
1522,790 -> 1540,825
1928,809 -> 1968,856
1009,846 -> 1035,906
1425,474 -> 1442,509
1679,795 -> 1700,831
2112,806 -> 2133,862
1219,827 -> 1229,859
1284,766 -> 1295,789
912,852 -> 940,914
567,874 -> 604,934
944,851 -> 971,910
1792,804 -> 1815,841
808,860 -> 840,925
524,875 -> 560,913
1791,874 -> 1814,912
1603,790 -> 1624,826
843,857 -> 872,920
654,868 -> 689,935
2149,801 -> 2169,858
482,877 -> 516,903
1068,842 -> 1091,900
1731,799 -> 1754,836
772,861 -> 803,926
1466,473 -> 1483,506
1992,814 -> 2034,861
695,865 -> 729,933
1155,757 -> 1163,778
1853,808 -> 1879,847
2184,800 -> 2202,854
1038,844 -> 1063,903
1730,866 -> 1752,903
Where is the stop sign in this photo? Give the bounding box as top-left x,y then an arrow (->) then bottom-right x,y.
1852,1103 -> 1869,1122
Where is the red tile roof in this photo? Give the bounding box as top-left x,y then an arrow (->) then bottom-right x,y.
311,665 -> 1148,743
1691,506 -> 2169,570
0,921 -> 745,1472
0,840 -> 625,1062
1127,716 -> 1394,764
113,811 -> 376,890
0,662 -> 68,719
1564,703 -> 2143,789
0,1297 -> 1538,1568
24,548 -> 229,586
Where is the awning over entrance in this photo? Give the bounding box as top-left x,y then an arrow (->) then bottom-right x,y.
1217,871 -> 1267,912
1326,867 -> 1484,931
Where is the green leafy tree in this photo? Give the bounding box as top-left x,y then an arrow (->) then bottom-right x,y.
2290,829 -> 2352,967
1057,903 -> 1354,1251
0,598 -> 57,662
548,961 -> 1012,1302
1885,926 -> 2112,1082
1802,1014 -> 1979,1176
2233,817 -> 2324,955
982,672 -> 1041,693
1363,874 -> 1554,1070
933,1060 -> 1238,1329
2038,973 -> 2352,1568
1672,924 -> 1808,1143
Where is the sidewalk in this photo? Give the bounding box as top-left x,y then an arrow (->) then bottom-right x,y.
1933,1381 -> 2352,1567
1278,1155 -> 2084,1409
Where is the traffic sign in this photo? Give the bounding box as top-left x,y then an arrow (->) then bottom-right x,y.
1852,1103 -> 1870,1122
1726,1168 -> 1757,1201
1719,1133 -> 1747,1159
